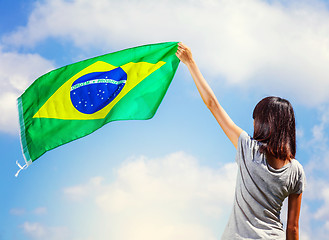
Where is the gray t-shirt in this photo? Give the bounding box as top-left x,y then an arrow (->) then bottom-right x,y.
221,131 -> 305,240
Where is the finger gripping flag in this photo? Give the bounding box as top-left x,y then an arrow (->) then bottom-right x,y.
17,42 -> 180,172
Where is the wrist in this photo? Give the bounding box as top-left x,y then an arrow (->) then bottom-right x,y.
186,58 -> 196,68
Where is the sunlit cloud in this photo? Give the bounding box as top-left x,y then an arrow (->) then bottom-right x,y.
63,151 -> 237,239
0,47 -> 54,134
3,0 -> 329,105
63,176 -> 104,201
22,222 -> 46,239
60,150 -> 329,239
21,221 -> 68,240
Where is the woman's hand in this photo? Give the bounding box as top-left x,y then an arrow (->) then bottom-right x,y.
176,42 -> 195,66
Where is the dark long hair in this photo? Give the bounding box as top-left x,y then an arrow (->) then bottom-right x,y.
253,96 -> 296,160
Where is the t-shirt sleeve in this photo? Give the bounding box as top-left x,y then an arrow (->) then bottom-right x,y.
235,131 -> 253,165
291,163 -> 306,194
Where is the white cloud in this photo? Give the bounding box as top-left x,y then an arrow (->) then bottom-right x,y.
302,105 -> 329,174
22,222 -> 46,239
9,208 -> 26,216
300,231 -> 311,240
299,204 -> 312,240
299,171 -> 329,238
63,176 -> 104,201
32,207 -> 47,215
296,105 -> 329,239
325,221 -> 329,231
9,207 -> 47,216
3,0 -> 329,105
308,106 -> 329,149
314,187 -> 329,220
0,48 -> 54,134
21,222 -> 68,240
63,151 -> 237,239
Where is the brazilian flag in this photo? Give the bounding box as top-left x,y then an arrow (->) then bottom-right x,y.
17,42 -> 180,171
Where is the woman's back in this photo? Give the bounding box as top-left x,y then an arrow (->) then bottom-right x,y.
221,131 -> 305,239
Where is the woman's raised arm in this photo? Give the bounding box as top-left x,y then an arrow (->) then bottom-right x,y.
176,42 -> 243,148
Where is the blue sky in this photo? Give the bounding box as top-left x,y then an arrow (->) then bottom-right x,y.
1,0 -> 329,239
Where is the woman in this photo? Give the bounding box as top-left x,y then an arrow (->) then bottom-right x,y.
176,43 -> 305,240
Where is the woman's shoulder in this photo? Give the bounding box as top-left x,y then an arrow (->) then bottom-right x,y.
238,131 -> 263,149
288,159 -> 306,191
237,131 -> 264,160
290,159 -> 304,170
289,159 -> 306,194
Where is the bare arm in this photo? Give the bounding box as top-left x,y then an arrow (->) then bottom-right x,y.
176,43 -> 243,148
286,193 -> 303,240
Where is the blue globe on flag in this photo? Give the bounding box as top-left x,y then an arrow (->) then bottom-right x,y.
70,67 -> 127,114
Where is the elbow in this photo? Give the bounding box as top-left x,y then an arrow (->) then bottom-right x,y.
204,96 -> 217,111
286,225 -> 299,239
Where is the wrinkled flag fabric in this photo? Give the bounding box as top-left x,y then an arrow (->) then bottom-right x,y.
17,42 -> 180,172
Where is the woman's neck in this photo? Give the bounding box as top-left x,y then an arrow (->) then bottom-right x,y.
266,154 -> 291,170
